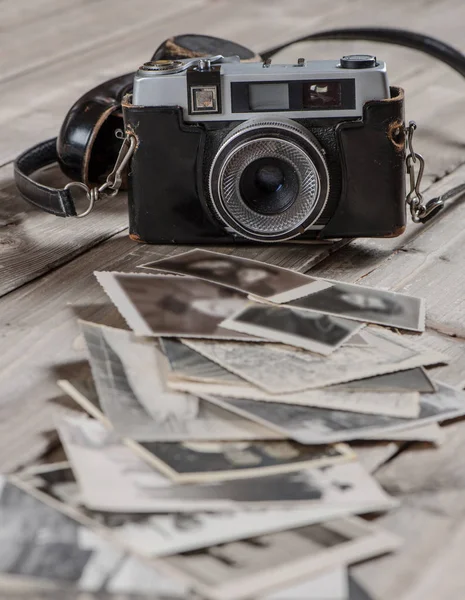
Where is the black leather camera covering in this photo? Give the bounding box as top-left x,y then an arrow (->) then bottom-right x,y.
123,86 -> 406,243
322,86 -> 406,238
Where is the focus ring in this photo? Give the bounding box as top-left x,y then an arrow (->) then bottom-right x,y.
208,117 -> 330,242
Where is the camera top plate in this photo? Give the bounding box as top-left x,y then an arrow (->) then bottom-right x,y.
133,55 -> 389,122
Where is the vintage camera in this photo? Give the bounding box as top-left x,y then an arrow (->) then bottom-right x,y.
123,54 -> 406,244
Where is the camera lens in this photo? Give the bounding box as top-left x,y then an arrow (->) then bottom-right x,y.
239,157 -> 298,215
209,117 -> 330,242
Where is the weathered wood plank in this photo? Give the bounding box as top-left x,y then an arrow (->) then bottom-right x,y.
0,164 -> 129,297
0,0 -> 208,84
1,0 -> 464,168
0,0 -> 351,165
352,489 -> 465,600
376,420 -> 465,495
351,417 -> 465,600
401,517 -> 465,600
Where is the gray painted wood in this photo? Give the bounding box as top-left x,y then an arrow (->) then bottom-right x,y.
1,1 -> 465,598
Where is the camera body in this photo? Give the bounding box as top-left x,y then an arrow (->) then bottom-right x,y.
124,55 -> 406,244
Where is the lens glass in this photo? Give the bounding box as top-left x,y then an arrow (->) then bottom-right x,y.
239,157 -> 299,215
211,126 -> 327,241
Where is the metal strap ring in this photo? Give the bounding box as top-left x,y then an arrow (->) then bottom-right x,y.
64,181 -> 95,218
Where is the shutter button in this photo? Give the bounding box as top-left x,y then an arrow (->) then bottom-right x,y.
339,55 -> 377,69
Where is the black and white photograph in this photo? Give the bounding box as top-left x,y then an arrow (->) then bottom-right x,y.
137,438 -> 354,483
287,280 -> 426,332
58,375 -> 110,426
0,474 -> 189,597
161,338 -> 243,385
95,271 -> 262,340
203,382 -> 465,444
0,476 -> 157,594
57,417 -> 394,515
14,461 -> 374,563
177,328 -> 445,396
56,391 -> 352,483
344,333 -> 370,347
332,367 -> 436,394
171,376 -> 421,419
0,476 -> 96,588
140,248 -> 331,303
163,517 -> 401,600
19,462 -> 82,508
221,302 -> 363,355
78,321 -> 279,442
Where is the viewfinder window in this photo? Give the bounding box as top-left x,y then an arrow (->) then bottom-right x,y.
302,81 -> 343,109
249,83 -> 289,111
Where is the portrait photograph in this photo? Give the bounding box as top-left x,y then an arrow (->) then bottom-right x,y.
288,280 -> 425,332
141,248 -> 331,303
138,439 -> 352,482
96,271 -> 260,340
221,302 -> 362,355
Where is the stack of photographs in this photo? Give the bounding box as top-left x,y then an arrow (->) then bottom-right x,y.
6,248 -> 460,599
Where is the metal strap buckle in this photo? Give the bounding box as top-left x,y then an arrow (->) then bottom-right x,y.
65,132 -> 136,218
405,121 -> 444,224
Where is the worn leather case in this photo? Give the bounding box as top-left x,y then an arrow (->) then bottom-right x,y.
56,35 -> 259,186
123,86 -> 406,243
319,86 -> 406,238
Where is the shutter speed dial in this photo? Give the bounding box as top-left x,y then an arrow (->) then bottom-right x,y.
339,55 -> 377,69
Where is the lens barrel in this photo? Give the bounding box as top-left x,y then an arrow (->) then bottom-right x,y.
208,118 -> 330,242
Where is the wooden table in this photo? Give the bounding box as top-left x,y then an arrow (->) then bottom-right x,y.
2,0 -> 465,598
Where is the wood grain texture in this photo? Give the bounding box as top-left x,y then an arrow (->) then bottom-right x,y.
352,418 -> 465,600
1,1 -> 465,597
0,164 -> 129,297
352,488 -> 465,600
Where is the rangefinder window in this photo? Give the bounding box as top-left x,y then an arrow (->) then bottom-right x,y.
249,83 -> 290,111
303,81 -> 342,109
231,79 -> 356,113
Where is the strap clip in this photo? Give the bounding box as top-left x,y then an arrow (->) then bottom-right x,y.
65,132 -> 136,218
405,121 -> 444,224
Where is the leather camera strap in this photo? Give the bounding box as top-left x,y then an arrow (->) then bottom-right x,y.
13,27 -> 465,218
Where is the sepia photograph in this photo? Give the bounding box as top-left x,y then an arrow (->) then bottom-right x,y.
221,302 -> 362,355
287,280 -> 425,332
95,271 -> 262,340
140,248 -> 331,303
57,417 -> 394,515
203,382 -> 465,444
79,321 -> 279,442
163,516 -> 400,600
